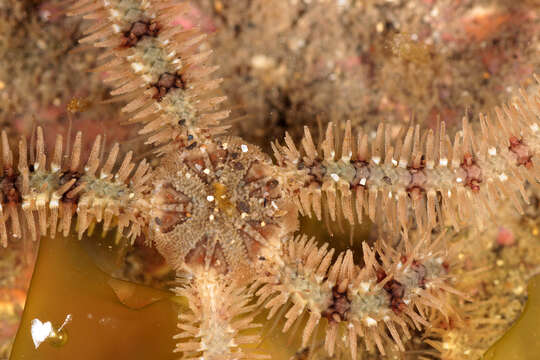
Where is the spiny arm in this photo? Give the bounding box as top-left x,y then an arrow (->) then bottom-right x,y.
273,76 -> 540,235
173,272 -> 269,360
68,0 -> 230,154
253,234 -> 460,358
0,126 -> 152,246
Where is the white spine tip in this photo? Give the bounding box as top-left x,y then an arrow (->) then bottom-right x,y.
365,317 -> 377,326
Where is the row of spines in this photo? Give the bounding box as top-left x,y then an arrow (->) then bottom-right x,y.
251,234 -> 458,358
273,77 -> 540,235
173,273 -> 269,360
68,0 -> 230,154
0,127 -> 151,247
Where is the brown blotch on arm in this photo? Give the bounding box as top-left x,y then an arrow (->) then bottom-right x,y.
1,174 -> 21,205
322,285 -> 351,322
387,280 -> 407,314
120,20 -> 160,48
509,136 -> 533,169
461,153 -> 483,192
152,73 -> 187,102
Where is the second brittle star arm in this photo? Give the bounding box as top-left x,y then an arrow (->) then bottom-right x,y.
273,76 -> 540,235
0,127 -> 152,246
68,0 -> 230,155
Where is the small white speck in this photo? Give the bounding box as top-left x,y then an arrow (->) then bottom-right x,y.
207,195 -> 214,202
129,193 -> 135,199
440,158 -> 448,167
241,144 -> 248,153
185,173 -> 191,179
330,150 -> 336,159
271,201 -> 278,209
131,62 -> 144,73
360,282 -> 370,292
365,317 -> 377,326
360,178 -> 367,186
241,212 -> 248,219
372,156 -> 381,165
203,168 -> 211,175
330,173 -> 339,182
456,177 -> 463,183
391,158 -> 398,166
260,221 -> 266,227
447,190 -> 452,197
49,198 -> 59,209
195,164 -> 202,171
488,147 -> 497,156
531,124 -> 539,133
499,173 -> 508,182
388,191 -> 392,199
209,214 -> 215,221
223,143 -> 228,150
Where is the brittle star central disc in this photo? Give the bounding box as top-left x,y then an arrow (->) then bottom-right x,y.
150,137 -> 298,279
